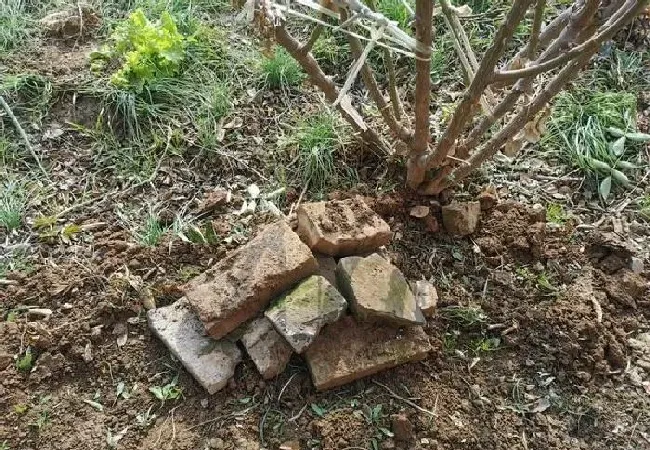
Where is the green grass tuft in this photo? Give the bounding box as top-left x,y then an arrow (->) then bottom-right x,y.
292,113 -> 344,192
260,48 -> 304,90
376,0 -> 414,30
138,213 -> 165,246
544,90 -> 643,196
0,180 -> 27,231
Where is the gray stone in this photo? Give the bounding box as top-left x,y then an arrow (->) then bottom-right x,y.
241,317 -> 293,379
441,201 -> 481,236
147,299 -> 242,394
411,280 -> 438,318
337,254 -> 424,326
183,221 -> 318,339
315,254 -> 338,287
265,275 -> 347,353
630,257 -> 644,274
297,197 -> 391,256
304,316 -> 431,390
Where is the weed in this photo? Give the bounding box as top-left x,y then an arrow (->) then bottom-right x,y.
149,375 -> 183,403
544,90 -> 642,196
16,348 -> 33,372
470,336 -> 501,354
135,405 -> 157,428
0,0 -> 33,53
0,180 -> 27,231
440,306 -> 487,328
0,137 -> 19,165
259,48 -> 304,89
287,113 -> 347,192
640,194 -> 650,221
376,0 -> 414,30
1,73 -> 53,125
0,248 -> 31,278
91,9 -> 187,91
0,440 -> 8,450
546,203 -> 567,225
592,47 -> 648,92
442,332 -> 458,353
138,213 -> 165,246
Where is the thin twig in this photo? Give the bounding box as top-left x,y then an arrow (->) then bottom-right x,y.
0,94 -> 48,178
372,380 -> 437,418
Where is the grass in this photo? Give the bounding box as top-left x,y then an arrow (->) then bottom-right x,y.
440,306 -> 487,329
0,180 -> 27,231
640,194 -> 650,221
0,0 -> 38,54
137,213 -> 166,246
376,0 -> 414,30
259,48 -> 305,90
287,113 -> 349,192
544,89 -> 644,197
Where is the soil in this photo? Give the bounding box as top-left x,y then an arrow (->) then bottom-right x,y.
2,4 -> 650,450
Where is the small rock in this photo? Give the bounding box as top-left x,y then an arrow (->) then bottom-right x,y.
36,352 -> 66,374
423,215 -> 440,233
198,189 -> 230,214
90,325 -> 103,341
183,220 -> 318,339
148,298 -> 242,394
304,316 -> 431,390
241,317 -> 293,379
391,414 -> 415,442
337,254 -> 423,326
411,280 -> 438,318
208,437 -> 225,449
529,204 -> 546,223
200,398 -> 209,408
266,275 -> 347,353
140,287 -> 156,310
83,343 -> 93,363
279,441 -> 300,450
441,202 -> 481,236
26,308 -> 53,321
297,197 -> 392,256
477,186 -> 498,210
630,257 -> 644,274
39,4 -> 100,38
409,205 -> 430,218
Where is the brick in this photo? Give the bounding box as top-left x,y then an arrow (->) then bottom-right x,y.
183,221 -> 318,339
147,299 -> 241,394
337,254 -> 424,326
297,197 -> 391,256
266,275 -> 347,353
241,317 -> 293,379
441,201 -> 481,236
304,316 -> 431,390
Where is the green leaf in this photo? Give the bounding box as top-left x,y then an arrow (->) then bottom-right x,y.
16,348 -> 33,372
623,131 -> 650,142
148,386 -> 164,400
610,136 -> 626,156
379,427 -> 394,438
599,176 -> 612,201
611,168 -> 631,186
310,403 -> 326,417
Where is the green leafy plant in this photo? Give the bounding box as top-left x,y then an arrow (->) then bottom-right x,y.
0,180 -> 27,231
138,214 -> 165,246
91,9 -> 187,91
440,306 -> 487,329
149,375 -> 182,403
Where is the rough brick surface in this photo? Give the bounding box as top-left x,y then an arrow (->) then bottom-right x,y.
147,299 -> 241,394
266,275 -> 347,353
183,221 -> 318,339
337,254 -> 424,326
441,201 -> 481,236
297,197 -> 391,256
241,317 -> 293,379
304,316 -> 431,390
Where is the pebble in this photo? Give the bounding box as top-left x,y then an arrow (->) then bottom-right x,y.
201,398 -> 209,408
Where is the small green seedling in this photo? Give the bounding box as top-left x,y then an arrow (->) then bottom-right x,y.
546,203 -> 567,225
16,348 -> 33,372
149,375 -> 182,403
